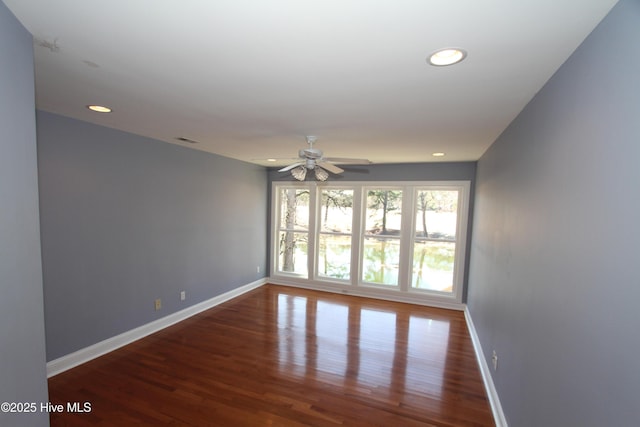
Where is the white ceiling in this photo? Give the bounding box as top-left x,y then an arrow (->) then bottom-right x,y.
5,0 -> 618,166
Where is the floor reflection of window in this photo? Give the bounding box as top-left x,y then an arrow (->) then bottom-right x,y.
406,316 -> 449,398
359,308 -> 397,383
315,301 -> 349,376
275,292 -> 450,402
277,294 -> 307,375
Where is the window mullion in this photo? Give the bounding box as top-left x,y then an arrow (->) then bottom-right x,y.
307,184 -> 317,280
397,186 -> 414,292
351,187 -> 363,287
271,183 -> 279,275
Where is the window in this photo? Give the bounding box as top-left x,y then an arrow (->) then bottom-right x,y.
271,181 -> 470,306
275,187 -> 310,276
318,189 -> 354,281
412,189 -> 460,292
362,189 -> 403,286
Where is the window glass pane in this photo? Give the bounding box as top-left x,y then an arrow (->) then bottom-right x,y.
278,231 -> 308,275
318,234 -> 351,280
362,237 -> 400,285
320,189 -> 353,233
279,188 -> 309,230
365,190 -> 402,236
411,241 -> 455,292
414,190 -> 458,240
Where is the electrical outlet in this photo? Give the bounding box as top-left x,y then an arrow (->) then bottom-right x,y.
492,350 -> 498,371
154,298 -> 162,311
257,265 -> 260,273
180,291 -> 186,301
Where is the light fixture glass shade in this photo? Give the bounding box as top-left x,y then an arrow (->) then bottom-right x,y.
315,167 -> 329,181
428,48 -> 467,66
291,166 -> 307,181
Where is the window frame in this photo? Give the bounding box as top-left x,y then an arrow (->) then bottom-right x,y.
360,186 -> 405,289
315,186 -> 357,284
407,185 -> 469,300
273,184 -> 314,278
270,181 -> 470,309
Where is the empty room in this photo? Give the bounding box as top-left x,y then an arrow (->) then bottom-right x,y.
1,0 -> 639,426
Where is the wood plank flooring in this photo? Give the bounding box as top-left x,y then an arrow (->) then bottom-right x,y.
48,284 -> 494,426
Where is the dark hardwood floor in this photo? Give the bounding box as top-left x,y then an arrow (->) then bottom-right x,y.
48,284 -> 494,426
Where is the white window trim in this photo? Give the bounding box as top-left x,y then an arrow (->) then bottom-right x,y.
270,181 -> 470,310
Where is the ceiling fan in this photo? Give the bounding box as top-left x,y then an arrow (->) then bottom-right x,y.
278,136 -> 371,181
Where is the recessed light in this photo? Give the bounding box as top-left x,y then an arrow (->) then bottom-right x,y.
428,48 -> 467,66
432,152 -> 446,157
267,158 -> 277,162
87,105 -> 112,113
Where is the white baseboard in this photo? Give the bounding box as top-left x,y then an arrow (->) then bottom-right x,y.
47,279 -> 266,378
464,306 -> 508,427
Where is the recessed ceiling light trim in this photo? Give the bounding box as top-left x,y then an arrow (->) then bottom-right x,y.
432,152 -> 446,157
87,105 -> 112,113
428,48 -> 467,66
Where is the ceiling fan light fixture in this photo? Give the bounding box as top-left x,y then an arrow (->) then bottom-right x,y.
291,166 -> 307,181
280,136 -> 369,181
314,167 -> 329,181
428,48 -> 467,66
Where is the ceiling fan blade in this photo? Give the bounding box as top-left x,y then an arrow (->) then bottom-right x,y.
252,157 -> 300,162
278,162 -> 304,172
317,161 -> 344,174
323,157 -> 371,164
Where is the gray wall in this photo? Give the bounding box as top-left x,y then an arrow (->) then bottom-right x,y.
467,1 -> 640,426
37,112 -> 268,361
0,2 -> 49,426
